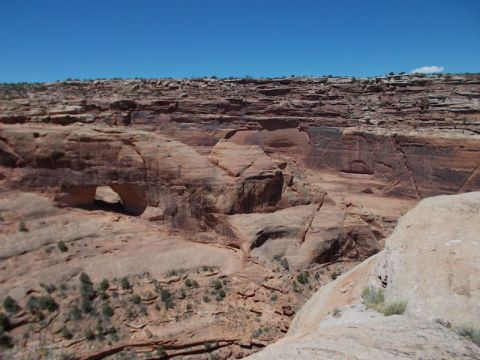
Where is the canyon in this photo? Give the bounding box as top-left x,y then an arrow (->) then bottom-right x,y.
0,74 -> 479,359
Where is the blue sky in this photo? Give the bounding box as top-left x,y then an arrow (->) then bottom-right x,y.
0,0 -> 479,82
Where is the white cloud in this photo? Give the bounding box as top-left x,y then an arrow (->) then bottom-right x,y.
411,65 -> 444,74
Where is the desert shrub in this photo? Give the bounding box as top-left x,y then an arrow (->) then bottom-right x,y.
69,305 -> 82,320
382,301 -> 407,316
81,297 -> 93,314
297,271 -> 309,285
38,295 -> 57,312
185,279 -> 193,287
62,327 -> 73,340
280,258 -> 289,271
217,289 -> 226,298
186,303 -> 193,311
361,286 -> 406,316
0,313 -> 11,331
156,345 -> 168,359
131,294 -> 141,305
26,296 -> 44,319
99,279 -> 109,291
456,325 -> 480,347
40,283 -> 56,294
203,295 -> 210,303
102,304 -> 114,318
160,289 -> 173,309
0,331 -> 12,348
120,277 -> 130,290
270,294 -> 278,302
84,328 -> 95,340
80,272 -> 92,284
212,279 -> 222,290
18,221 -> 28,232
57,241 -> 68,252
3,296 -> 20,314
362,286 -> 385,310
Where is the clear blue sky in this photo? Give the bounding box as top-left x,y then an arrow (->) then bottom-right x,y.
1,0 -> 479,82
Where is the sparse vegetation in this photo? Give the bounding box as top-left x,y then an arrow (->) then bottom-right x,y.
120,277 -> 131,290
84,328 -> 95,340
131,294 -> 141,304
297,271 -> 310,285
18,221 -> 28,232
99,279 -> 109,291
361,286 -> 406,316
0,313 -> 11,332
57,240 -> 68,252
3,296 -> 20,314
62,327 -> 73,340
212,279 -> 222,290
102,303 -> 114,317
156,345 -> 168,359
332,307 -> 341,317
455,325 -> 480,347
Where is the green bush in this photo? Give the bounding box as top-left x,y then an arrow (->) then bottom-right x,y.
38,295 -> 57,312
18,221 -> 28,232
3,296 -> 20,314
131,294 -> 141,304
382,301 -> 407,316
361,286 -> 406,316
212,279 -> 222,290
81,297 -> 93,314
62,327 -> 73,340
361,286 -> 385,309
159,288 -> 173,309
156,345 -> 168,359
0,313 -> 11,331
0,331 -> 12,348
456,325 -> 480,347
102,303 -> 114,318
99,279 -> 109,291
120,277 -> 130,290
297,271 -> 310,285
69,305 -> 82,320
203,295 -> 210,303
84,328 -> 95,340
280,258 -> 289,271
80,272 -> 92,284
57,241 -> 68,252
185,279 -> 193,287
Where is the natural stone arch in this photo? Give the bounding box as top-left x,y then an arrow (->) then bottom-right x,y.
109,184 -> 147,216
55,184 -> 147,216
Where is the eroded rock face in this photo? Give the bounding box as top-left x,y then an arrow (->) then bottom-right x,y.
0,77 -> 479,359
0,124 -> 293,228
248,308 -> 480,360
249,192 -> 480,359
375,191 -> 480,325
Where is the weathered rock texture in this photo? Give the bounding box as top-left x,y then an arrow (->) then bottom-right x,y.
2,74 -> 479,199
0,76 -> 479,359
249,192 -> 480,359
